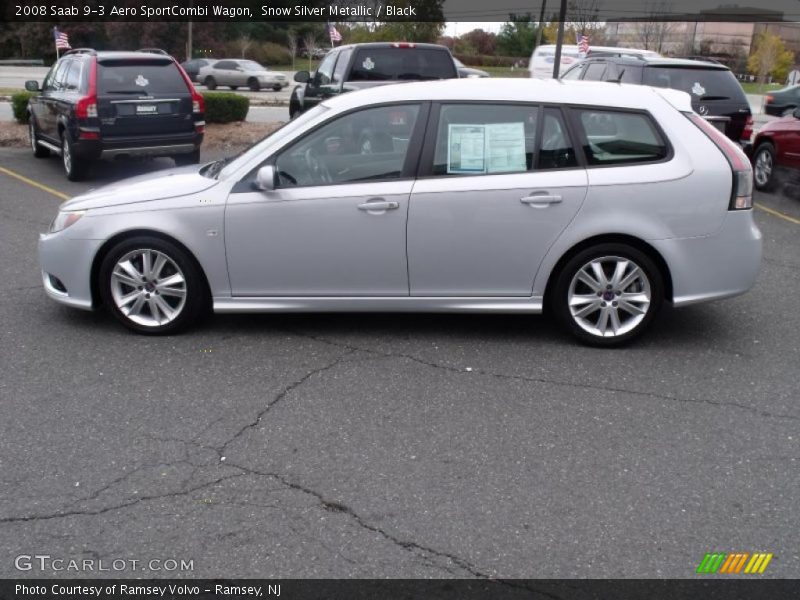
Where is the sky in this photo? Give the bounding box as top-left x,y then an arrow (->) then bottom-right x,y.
443,22 -> 506,37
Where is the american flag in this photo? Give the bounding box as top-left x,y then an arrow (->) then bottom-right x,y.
327,23 -> 342,44
577,34 -> 589,56
53,27 -> 70,51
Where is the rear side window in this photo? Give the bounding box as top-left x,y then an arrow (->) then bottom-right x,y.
538,108 -> 578,169
643,67 -> 746,102
618,65 -> 643,83
350,48 -> 457,81
97,60 -> 189,95
575,109 -> 668,165
583,62 -> 607,81
431,104 -> 540,176
64,61 -> 82,91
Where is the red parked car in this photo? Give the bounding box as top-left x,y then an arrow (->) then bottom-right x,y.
750,107 -> 800,191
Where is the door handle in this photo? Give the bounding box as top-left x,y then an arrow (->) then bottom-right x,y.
357,200 -> 400,212
520,194 -> 562,207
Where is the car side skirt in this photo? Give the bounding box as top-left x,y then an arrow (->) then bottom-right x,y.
213,296 -> 545,313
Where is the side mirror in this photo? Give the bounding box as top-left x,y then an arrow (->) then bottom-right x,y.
25,80 -> 40,92
294,70 -> 310,83
793,107 -> 800,120
255,165 -> 276,191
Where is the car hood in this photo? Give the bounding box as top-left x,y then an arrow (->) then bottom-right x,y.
759,113 -> 798,133
63,165 -> 219,211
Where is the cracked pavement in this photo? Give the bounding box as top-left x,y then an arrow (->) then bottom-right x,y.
1,148 -> 799,578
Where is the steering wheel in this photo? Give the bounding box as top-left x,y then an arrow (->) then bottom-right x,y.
304,147 -> 332,184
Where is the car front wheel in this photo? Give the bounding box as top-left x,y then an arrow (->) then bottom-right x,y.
248,78 -> 260,91
99,237 -> 207,335
204,76 -> 217,90
29,118 -> 49,158
552,244 -> 664,346
753,143 -> 776,191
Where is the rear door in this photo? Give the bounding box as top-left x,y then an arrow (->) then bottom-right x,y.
95,57 -> 193,139
407,103 -> 588,296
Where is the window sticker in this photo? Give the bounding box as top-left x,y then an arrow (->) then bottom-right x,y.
135,74 -> 149,87
447,125 -> 485,173
447,122 -> 526,174
362,57 -> 375,71
691,82 -> 706,96
486,123 -> 526,173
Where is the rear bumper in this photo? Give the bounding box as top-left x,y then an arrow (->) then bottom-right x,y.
651,210 -> 762,307
73,132 -> 203,160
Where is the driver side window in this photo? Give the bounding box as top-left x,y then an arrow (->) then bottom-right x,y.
274,104 -> 420,188
314,52 -> 337,86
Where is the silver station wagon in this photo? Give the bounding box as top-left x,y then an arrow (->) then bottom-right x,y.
39,79 -> 762,345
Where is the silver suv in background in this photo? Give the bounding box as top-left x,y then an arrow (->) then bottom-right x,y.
198,59 -> 288,91
38,79 -> 761,346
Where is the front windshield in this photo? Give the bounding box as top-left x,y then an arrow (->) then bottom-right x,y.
217,104 -> 330,179
241,60 -> 265,71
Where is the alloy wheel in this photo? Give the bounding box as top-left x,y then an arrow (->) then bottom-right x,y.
110,249 -> 187,327
754,149 -> 772,187
29,121 -> 36,153
62,136 -> 71,174
567,256 -> 652,338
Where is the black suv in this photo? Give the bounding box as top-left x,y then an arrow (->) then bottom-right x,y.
290,42 -> 459,118
562,56 -> 753,144
26,49 -> 205,180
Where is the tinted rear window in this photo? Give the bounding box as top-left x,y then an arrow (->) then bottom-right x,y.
576,109 -> 668,166
97,60 -> 188,95
643,67 -> 746,102
350,48 -> 456,81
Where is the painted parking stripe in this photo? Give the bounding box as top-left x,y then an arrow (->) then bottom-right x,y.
0,166 -> 71,201
755,202 -> 800,225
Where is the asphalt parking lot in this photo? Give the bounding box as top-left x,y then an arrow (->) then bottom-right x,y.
0,147 -> 798,579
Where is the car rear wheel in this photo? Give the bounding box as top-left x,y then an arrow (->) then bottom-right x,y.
29,118 -> 49,158
204,76 -> 217,90
552,244 -> 663,347
229,85 -> 238,90
248,78 -> 260,91
61,131 -> 88,181
753,143 -> 776,191
272,84 -> 282,92
99,237 -> 207,335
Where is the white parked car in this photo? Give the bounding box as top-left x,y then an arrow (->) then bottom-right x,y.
529,45 -> 659,79
197,59 -> 288,91
38,79 -> 761,345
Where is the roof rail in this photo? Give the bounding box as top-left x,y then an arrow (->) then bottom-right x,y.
62,48 -> 96,56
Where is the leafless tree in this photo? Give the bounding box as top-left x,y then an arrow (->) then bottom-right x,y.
567,0 -> 602,37
629,1 -> 676,52
237,35 -> 252,59
303,33 -> 319,71
287,30 -> 299,71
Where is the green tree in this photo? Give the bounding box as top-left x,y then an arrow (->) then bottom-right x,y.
496,14 -> 541,58
748,32 -> 795,86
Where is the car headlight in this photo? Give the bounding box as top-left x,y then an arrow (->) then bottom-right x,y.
50,210 -> 85,233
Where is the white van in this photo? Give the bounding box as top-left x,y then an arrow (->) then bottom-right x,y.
529,45 -> 660,79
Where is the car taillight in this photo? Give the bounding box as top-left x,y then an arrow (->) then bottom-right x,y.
175,61 -> 204,114
75,56 -> 97,119
686,112 -> 752,210
391,43 -> 416,48
765,94 -> 774,103
741,115 -> 754,143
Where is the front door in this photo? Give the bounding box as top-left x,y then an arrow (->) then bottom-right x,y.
408,104 -> 588,296
224,103 -> 425,296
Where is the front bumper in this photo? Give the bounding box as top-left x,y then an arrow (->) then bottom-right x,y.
38,231 -> 102,311
651,210 -> 763,307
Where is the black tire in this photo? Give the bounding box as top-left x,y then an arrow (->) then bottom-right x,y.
248,78 -> 260,91
551,243 -> 664,347
229,85 -> 238,90
753,142 -> 776,192
272,85 -> 282,92
174,149 -> 201,166
204,76 -> 217,90
29,117 -> 49,158
98,236 -> 208,335
60,130 -> 88,181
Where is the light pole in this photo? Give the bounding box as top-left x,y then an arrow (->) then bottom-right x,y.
552,0 -> 567,79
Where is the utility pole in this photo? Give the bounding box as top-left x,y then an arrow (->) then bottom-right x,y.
535,0 -> 547,51
186,0 -> 194,61
552,0 -> 567,79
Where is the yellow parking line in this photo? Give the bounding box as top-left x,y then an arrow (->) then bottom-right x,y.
0,166 -> 71,201
755,202 -> 800,225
